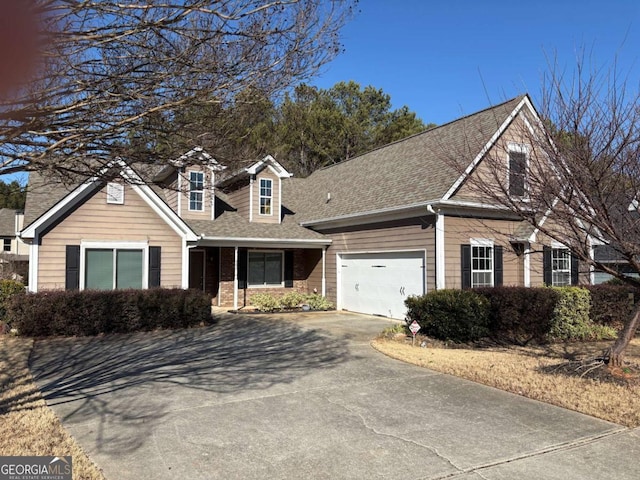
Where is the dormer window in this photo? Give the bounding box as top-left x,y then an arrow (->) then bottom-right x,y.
508,144 -> 528,197
189,171 -> 204,211
259,178 -> 272,215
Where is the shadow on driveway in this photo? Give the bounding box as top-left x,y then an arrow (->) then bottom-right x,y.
29,315 -> 350,456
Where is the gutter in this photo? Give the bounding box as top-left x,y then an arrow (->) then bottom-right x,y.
300,198 -> 518,228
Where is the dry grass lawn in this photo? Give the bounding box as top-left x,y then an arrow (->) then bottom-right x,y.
0,337 -> 105,480
372,335 -> 640,428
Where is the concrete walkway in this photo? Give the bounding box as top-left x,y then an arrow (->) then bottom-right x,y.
30,311 -> 639,480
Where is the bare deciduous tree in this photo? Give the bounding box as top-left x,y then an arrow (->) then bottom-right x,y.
453,55 -> 640,365
0,0 -> 356,178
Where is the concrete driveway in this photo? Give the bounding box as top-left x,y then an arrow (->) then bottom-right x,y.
30,311 -> 639,480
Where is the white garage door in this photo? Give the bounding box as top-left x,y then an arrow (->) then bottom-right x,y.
339,251 -> 426,319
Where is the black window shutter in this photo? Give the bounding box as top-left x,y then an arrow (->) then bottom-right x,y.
571,253 -> 579,285
284,251 -> 294,288
543,246 -> 552,285
461,245 -> 471,289
494,245 -> 503,286
149,246 -> 161,288
237,249 -> 248,289
65,245 -> 80,290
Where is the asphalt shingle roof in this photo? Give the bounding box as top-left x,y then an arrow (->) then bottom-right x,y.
0,208 -> 17,236
187,212 -> 330,242
23,171 -> 78,228
284,96 -> 525,224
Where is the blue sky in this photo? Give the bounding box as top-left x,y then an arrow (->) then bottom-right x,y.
311,0 -> 640,125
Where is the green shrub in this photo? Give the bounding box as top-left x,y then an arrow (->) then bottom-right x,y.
0,279 -> 25,322
474,287 -> 558,345
405,290 -> 490,343
6,288 -> 212,337
249,292 -> 333,312
586,284 -> 638,331
304,293 -> 333,311
548,287 -> 616,341
280,291 -> 306,309
249,293 -> 281,312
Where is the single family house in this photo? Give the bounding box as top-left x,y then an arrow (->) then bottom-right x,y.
19,94 -> 588,319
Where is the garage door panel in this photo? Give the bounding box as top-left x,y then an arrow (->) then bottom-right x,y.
340,251 -> 425,319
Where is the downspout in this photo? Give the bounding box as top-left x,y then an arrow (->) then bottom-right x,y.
428,205 -> 445,290
177,167 -> 182,217
249,175 -> 254,222
588,236 -> 595,285
28,235 -> 39,293
523,244 -> 531,287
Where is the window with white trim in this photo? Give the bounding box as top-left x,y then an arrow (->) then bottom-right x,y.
248,251 -> 282,286
2,238 -> 10,252
471,244 -> 493,287
259,178 -> 272,215
508,144 -> 528,197
189,171 -> 204,211
551,248 -> 571,286
85,248 -> 144,290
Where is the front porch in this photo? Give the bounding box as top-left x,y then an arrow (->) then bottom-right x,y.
188,246 -> 326,309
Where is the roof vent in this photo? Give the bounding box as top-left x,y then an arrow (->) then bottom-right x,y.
326,192 -> 331,203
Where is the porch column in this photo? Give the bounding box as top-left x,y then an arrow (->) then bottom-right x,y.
233,246 -> 238,310
321,246 -> 327,296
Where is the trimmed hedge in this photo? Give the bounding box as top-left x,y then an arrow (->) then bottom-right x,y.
585,284 -> 638,330
405,289 -> 490,343
406,286 -> 619,345
473,286 -> 558,345
7,288 -> 213,337
0,279 -> 25,320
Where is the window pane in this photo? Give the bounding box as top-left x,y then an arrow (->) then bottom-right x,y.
260,197 -> 271,215
264,253 -> 282,285
260,179 -> 272,196
190,171 -> 204,190
248,252 -> 282,285
116,250 -> 143,289
248,252 -> 265,285
190,191 -> 203,211
86,249 -> 114,290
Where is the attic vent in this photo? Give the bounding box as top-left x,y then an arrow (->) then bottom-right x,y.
107,182 -> 124,204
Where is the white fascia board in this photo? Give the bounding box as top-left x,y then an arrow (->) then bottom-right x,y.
300,201 -> 438,228
301,199 -> 520,230
174,146 -> 225,170
443,96 -> 531,201
246,155 -> 292,178
197,236 -> 331,249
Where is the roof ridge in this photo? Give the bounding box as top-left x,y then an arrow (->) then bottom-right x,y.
312,94 -> 527,174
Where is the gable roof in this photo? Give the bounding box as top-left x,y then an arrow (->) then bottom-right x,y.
21,161 -> 198,241
284,95 -> 528,225
216,154 -> 293,189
